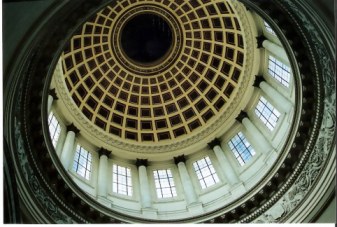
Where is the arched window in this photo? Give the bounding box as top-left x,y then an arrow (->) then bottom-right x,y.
153,169 -> 177,198
268,55 -> 291,87
48,112 -> 61,148
72,145 -> 92,180
112,164 -> 133,196
255,96 -> 281,131
193,156 -> 219,189
228,132 -> 255,166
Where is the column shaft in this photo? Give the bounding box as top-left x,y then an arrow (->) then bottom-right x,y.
97,155 -> 108,197
213,145 -> 239,185
177,162 -> 198,205
260,81 -> 292,113
242,118 -> 273,153
262,39 -> 288,63
138,165 -> 152,208
60,131 -> 76,170
48,95 -> 53,114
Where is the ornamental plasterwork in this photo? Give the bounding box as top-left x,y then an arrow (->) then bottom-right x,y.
13,86 -> 79,224
247,0 -> 336,222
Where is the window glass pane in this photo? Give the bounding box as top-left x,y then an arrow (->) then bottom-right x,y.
201,168 -> 211,177
72,145 -> 92,180
193,157 -> 219,188
268,55 -> 291,87
171,187 -> 177,196
85,172 -> 90,180
228,132 -> 255,166
156,189 -> 162,197
161,179 -> 169,187
48,112 -> 61,148
112,164 -> 133,196
127,177 -> 132,185
200,180 -> 206,189
213,174 -> 220,183
162,188 -> 171,197
79,157 -> 86,166
153,169 -> 177,198
77,166 -> 85,176
255,96 -> 280,131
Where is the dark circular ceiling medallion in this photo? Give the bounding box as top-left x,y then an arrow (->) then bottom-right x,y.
121,14 -> 173,65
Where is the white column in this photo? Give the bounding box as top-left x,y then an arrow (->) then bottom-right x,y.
260,81 -> 292,113
262,39 -> 288,63
97,149 -> 110,197
137,161 -> 152,208
60,131 -> 75,169
242,117 -> 273,153
48,89 -> 58,114
60,124 -> 78,170
175,158 -> 198,205
47,95 -> 53,114
212,144 -> 239,185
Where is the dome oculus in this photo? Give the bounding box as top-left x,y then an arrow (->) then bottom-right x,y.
121,14 -> 173,65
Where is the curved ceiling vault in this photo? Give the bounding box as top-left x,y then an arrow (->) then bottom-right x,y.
54,0 -> 258,158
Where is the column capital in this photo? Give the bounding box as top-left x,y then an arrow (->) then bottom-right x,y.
98,148 -> 111,158
136,159 -> 148,168
174,155 -> 186,165
49,88 -> 59,100
66,123 -> 80,134
256,35 -> 267,48
208,138 -> 221,150
235,111 -> 249,123
253,75 -> 266,88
